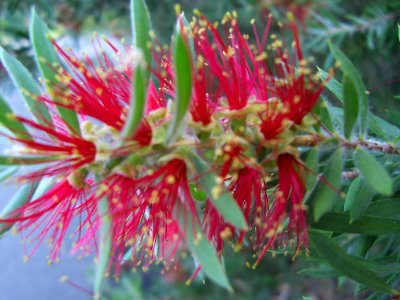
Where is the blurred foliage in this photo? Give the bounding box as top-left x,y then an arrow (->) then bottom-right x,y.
102,248 -> 355,300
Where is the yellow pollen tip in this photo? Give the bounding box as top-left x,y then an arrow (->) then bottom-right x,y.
165,175 -> 176,184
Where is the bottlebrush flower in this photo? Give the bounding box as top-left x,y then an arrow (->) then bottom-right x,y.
255,153 -> 308,265
203,166 -> 268,254
0,5 -> 327,290
1,178 -> 92,262
2,115 -> 96,179
258,22 -> 325,140
192,13 -> 256,112
46,38 -> 152,145
81,159 -> 200,274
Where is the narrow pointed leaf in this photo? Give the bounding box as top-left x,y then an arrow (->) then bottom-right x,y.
191,155 -> 247,230
354,147 -> 393,196
122,69 -> 148,139
0,47 -> 52,125
189,183 -> 207,202
0,155 -> 61,165
309,231 -> 395,294
344,177 -> 361,212
398,24 -> 400,42
32,177 -> 56,199
369,114 -> 400,141
386,110 -> 400,128
305,147 -> 318,190
366,198 -> 400,217
94,197 -> 112,300
0,166 -> 19,182
0,182 -> 38,236
121,0 -> 152,139
329,42 -> 368,136
130,0 -> 152,69
181,207 -> 231,290
313,148 -> 343,221
312,212 -> 400,235
166,18 -> 193,143
344,177 -> 374,222
342,74 -> 359,139
318,67 -> 343,102
177,13 -> 195,58
0,93 -> 31,140
30,8 -> 80,134
314,98 -> 335,132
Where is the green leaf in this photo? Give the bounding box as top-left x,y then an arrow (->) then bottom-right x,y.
0,166 -> 19,182
0,47 -> 52,126
0,155 -> 61,165
312,212 -> 400,235
344,177 -> 375,222
298,265 -> 338,278
94,197 -> 112,300
121,0 -> 152,139
130,0 -> 152,70
177,13 -> 195,59
329,106 -> 345,134
305,147 -> 318,191
328,41 -> 368,136
366,198 -> 400,217
191,155 -> 247,230
354,147 -> 393,196
0,182 -> 38,236
344,177 -> 361,212
0,93 -> 31,140
386,110 -> 400,128
189,183 -> 207,202
398,24 -> 400,43
318,67 -> 343,102
121,69 -> 148,139
166,17 -> 193,144
32,177 -> 55,199
342,74 -> 359,139
309,231 -> 395,294
314,97 -> 335,132
30,8 -> 80,135
181,206 -> 231,290
356,255 -> 400,273
369,114 -> 400,141
313,148 -> 343,221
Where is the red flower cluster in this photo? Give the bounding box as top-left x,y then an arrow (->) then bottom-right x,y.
0,11 -> 324,277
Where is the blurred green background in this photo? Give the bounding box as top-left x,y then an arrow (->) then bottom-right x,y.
1,0 -> 399,299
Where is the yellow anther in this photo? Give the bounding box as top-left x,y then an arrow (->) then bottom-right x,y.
165,175 -> 176,184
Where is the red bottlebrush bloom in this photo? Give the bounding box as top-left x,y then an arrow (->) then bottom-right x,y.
49,39 -> 130,130
47,38 -> 152,145
4,115 -> 96,179
259,23 -> 324,140
0,7 -> 327,286
256,154 -> 307,265
149,44 -> 174,107
145,80 -> 167,115
189,56 -> 216,126
0,179 -> 93,262
203,166 -> 268,254
202,201 -> 227,254
230,167 -> 268,247
86,159 -> 199,273
193,15 -> 254,111
149,34 -> 216,126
